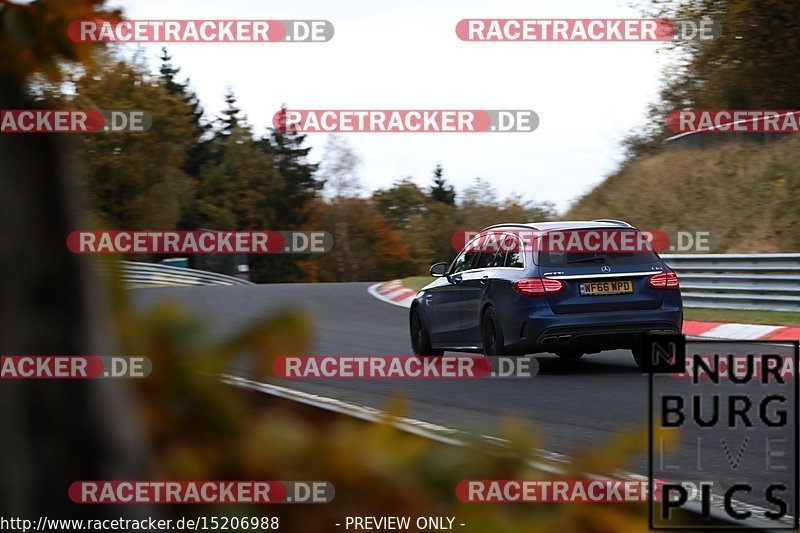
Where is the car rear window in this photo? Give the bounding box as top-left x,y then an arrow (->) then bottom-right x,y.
534,229 -> 659,267
536,250 -> 659,267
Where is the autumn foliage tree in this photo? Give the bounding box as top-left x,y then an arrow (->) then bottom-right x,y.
45,51 -> 198,229
301,198 -> 412,282
625,0 -> 800,157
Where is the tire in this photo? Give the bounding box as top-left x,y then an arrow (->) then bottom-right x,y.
481,307 -> 505,356
410,307 -> 444,357
555,349 -> 584,360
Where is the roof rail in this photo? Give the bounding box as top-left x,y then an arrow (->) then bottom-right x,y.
591,219 -> 633,227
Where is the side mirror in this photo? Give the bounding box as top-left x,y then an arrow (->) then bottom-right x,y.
429,262 -> 448,277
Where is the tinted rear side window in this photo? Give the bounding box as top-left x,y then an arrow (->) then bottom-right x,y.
467,232 -> 525,269
474,251 -> 504,269
505,250 -> 524,268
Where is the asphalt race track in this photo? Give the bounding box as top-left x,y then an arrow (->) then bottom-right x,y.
133,282 -> 797,522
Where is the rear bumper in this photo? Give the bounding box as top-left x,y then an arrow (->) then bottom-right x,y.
503,306 -> 683,355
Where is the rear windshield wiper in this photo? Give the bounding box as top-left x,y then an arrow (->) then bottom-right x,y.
567,256 -> 606,264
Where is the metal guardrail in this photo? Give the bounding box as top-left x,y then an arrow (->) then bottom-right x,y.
101,256 -> 800,309
662,254 -> 800,311
97,260 -> 253,287
663,111 -> 797,150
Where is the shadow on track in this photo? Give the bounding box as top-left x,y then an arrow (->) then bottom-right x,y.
529,354 -> 644,376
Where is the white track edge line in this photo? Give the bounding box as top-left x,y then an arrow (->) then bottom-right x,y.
221,374 -> 792,528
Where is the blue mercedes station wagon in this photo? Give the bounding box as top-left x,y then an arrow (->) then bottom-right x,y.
409,220 -> 683,368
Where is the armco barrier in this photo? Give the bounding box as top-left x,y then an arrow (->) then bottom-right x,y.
662,253 -> 800,311
663,110 -> 796,150
96,260 -> 253,286
104,256 -> 800,309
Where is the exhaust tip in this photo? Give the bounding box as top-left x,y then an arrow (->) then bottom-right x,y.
557,335 -> 572,343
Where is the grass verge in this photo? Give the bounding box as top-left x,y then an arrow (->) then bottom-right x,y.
400,276 -> 433,292
684,307 -> 800,327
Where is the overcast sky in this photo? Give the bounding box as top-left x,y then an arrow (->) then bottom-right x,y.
110,0 -> 669,213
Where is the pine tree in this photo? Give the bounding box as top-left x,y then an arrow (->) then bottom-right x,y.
158,48 -> 213,229
428,164 -> 456,205
158,48 -> 183,96
251,107 -> 325,282
195,89 -> 277,231
220,87 -> 243,136
261,106 -> 323,227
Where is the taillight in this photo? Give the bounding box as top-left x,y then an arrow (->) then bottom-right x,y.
513,278 -> 564,296
648,271 -> 679,289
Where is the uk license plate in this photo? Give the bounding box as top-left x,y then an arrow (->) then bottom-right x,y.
579,279 -> 634,296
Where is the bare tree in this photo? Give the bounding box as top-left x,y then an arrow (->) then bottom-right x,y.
320,134 -> 362,201
318,135 -> 362,280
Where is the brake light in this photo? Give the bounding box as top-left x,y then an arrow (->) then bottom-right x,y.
513,278 -> 564,296
648,271 -> 679,289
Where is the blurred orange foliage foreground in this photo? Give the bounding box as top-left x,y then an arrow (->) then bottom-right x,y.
0,0 -> 121,83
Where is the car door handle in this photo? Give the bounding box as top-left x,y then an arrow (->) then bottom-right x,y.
480,275 -> 489,284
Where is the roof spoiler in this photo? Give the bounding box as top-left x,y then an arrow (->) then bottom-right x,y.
591,219 -> 634,228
